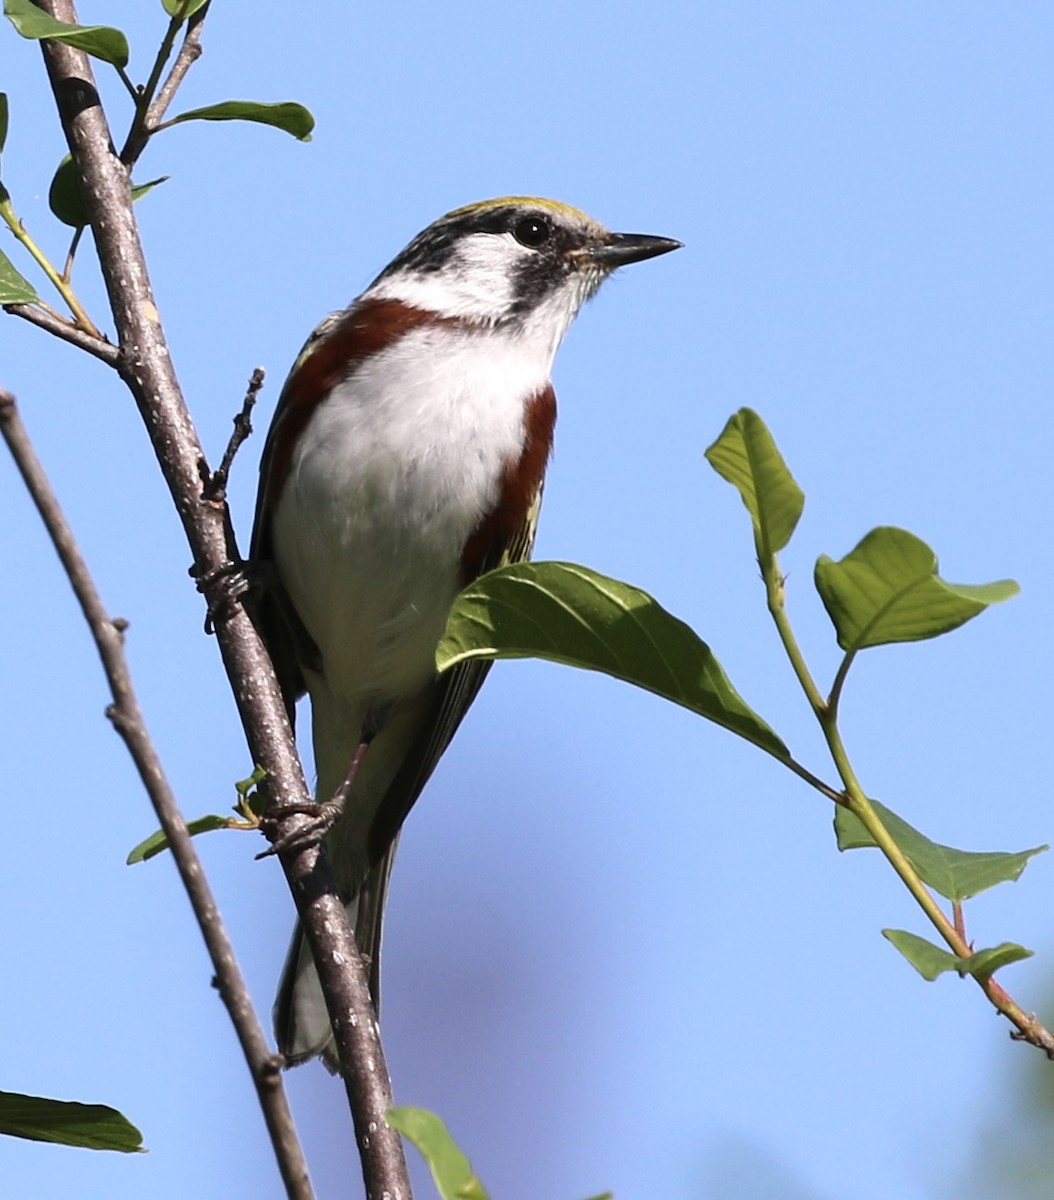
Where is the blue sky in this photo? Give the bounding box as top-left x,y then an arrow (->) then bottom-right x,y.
3,3 -> 1053,1198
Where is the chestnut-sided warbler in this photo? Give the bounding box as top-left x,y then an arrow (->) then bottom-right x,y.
250,196 -> 680,1069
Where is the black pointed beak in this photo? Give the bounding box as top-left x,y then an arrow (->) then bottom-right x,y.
589,232 -> 683,267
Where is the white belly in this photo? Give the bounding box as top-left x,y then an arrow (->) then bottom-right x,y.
270,322 -> 548,711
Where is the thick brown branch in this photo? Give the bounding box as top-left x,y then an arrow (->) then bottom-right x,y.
34,5 -> 411,1196
0,388 -> 312,1195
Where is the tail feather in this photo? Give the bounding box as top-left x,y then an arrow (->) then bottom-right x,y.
272,843 -> 397,1073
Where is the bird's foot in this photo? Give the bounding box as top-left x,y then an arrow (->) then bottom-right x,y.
256,736 -> 373,860
190,556 -> 251,633
256,796 -> 345,859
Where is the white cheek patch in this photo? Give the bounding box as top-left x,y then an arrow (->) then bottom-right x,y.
369,233 -> 531,323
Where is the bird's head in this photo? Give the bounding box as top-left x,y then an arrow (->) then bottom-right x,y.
364,196 -> 681,350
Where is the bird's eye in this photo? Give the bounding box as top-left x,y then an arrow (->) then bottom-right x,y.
512,216 -> 552,248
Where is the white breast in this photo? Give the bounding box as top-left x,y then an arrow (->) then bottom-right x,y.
270,321 -> 551,708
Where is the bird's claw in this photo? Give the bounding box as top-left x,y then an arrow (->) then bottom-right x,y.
256,798 -> 345,860
190,557 -> 252,633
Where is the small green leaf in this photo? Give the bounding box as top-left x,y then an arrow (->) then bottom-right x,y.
704,408 -> 805,556
883,931 -> 1033,982
0,92 -> 9,156
961,942 -> 1034,980
127,814 -> 230,864
0,1091 -> 142,1152
835,799 -> 1046,902
49,155 -> 170,228
236,765 -> 269,816
130,175 -> 169,203
0,249 -> 40,304
387,1107 -> 490,1200
439,561 -> 789,761
161,0 -> 210,16
48,154 -> 88,227
814,526 -> 1018,651
883,930 -> 963,980
164,101 -> 315,141
4,0 -> 129,67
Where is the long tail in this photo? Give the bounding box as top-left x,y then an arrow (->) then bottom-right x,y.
272,844 -> 397,1073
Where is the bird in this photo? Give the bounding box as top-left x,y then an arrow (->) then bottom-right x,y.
249,196 -> 681,1070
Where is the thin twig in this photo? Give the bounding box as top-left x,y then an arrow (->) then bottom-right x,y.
0,389 -> 316,1191
121,6 -> 207,168
147,7 -> 207,127
34,5 -> 412,1193
203,366 -> 264,502
5,303 -> 119,365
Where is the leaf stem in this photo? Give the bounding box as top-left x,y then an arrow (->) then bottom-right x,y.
826,647 -> 856,719
115,63 -> 139,103
0,197 -> 101,336
819,716 -> 1054,1055
62,225 -> 83,281
761,551 -> 828,716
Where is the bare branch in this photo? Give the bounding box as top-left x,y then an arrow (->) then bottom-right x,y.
146,7 -> 207,131
0,388 -> 314,1198
5,302 -> 120,366
203,366 -> 264,502
32,4 -> 412,1195
120,5 -> 207,168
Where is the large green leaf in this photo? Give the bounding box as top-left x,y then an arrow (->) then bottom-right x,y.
4,0 -> 128,67
439,561 -> 789,760
164,101 -> 315,141
387,1107 -> 490,1200
835,799 -> 1046,902
814,526 -> 1018,651
883,929 -> 1032,982
0,1091 -> 142,1152
0,249 -> 39,304
704,408 -> 804,556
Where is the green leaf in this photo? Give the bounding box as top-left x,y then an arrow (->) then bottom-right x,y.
704,408 -> 805,556
130,175 -> 170,205
439,561 -> 789,760
814,526 -> 1018,651
0,1090 -> 142,1152
3,0 -> 129,67
0,249 -> 39,304
236,765 -> 269,817
48,155 -> 87,227
835,799 -> 1046,902
963,942 -> 1034,980
387,1107 -> 490,1200
164,101 -> 315,141
883,930 -> 1033,982
127,814 -> 230,864
0,92 -> 8,156
883,930 -> 963,980
161,0 -> 210,16
49,154 -> 169,228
